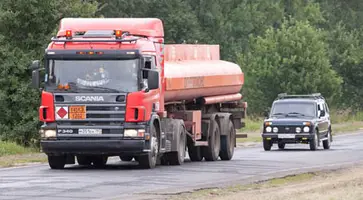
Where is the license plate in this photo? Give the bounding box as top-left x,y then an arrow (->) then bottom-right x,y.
78,129 -> 102,135
278,134 -> 295,139
69,105 -> 86,120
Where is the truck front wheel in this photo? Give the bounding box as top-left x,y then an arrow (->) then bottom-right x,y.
138,124 -> 158,169
77,155 -> 92,166
48,155 -> 66,169
120,156 -> 133,161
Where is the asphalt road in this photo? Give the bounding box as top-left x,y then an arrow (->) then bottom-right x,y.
1,132 -> 363,200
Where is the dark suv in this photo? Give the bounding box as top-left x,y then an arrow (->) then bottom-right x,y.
261,93 -> 332,151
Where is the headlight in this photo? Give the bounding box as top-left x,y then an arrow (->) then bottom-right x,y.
44,130 -> 56,138
303,126 -> 310,132
273,127 -> 278,133
296,127 -> 301,133
124,129 -> 145,137
266,126 -> 272,132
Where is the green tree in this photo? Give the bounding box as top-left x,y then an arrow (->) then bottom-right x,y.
0,0 -> 98,146
238,19 -> 342,114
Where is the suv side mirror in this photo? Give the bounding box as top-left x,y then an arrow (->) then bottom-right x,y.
320,110 -> 326,117
147,70 -> 159,90
264,111 -> 269,118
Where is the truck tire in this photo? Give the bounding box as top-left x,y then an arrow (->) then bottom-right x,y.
219,120 -> 235,160
120,156 -> 133,161
188,145 -> 203,161
168,126 -> 186,165
203,119 -> 221,161
309,129 -> 319,151
92,156 -> 108,168
48,155 -> 66,169
77,155 -> 92,165
263,139 -> 272,151
323,129 -> 331,150
138,124 -> 158,169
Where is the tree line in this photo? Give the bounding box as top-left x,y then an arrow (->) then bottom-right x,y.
0,0 -> 362,145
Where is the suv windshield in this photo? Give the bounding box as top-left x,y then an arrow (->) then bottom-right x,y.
270,101 -> 316,118
45,59 -> 139,92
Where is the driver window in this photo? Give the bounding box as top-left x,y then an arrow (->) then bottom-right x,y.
142,56 -> 156,79
317,103 -> 322,116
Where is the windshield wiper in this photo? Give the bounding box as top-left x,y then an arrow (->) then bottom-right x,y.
80,86 -> 121,93
67,82 -> 122,93
272,112 -> 286,116
286,112 -> 306,116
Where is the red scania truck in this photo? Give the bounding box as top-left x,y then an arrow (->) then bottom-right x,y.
30,18 -> 247,169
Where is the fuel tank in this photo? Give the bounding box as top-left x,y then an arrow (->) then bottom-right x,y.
163,44 -> 244,103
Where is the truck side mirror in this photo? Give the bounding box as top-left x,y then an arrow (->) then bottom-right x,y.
32,69 -> 40,89
30,60 -> 40,70
147,70 -> 159,90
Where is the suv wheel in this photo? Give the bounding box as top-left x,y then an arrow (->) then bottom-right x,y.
263,139 -> 272,151
278,142 -> 285,150
323,130 -> 331,149
309,130 -> 319,151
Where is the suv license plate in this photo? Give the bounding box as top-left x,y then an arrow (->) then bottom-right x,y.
78,129 -> 102,135
278,134 -> 295,139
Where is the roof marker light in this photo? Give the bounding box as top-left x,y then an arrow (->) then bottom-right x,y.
65,30 -> 72,39
115,30 -> 122,39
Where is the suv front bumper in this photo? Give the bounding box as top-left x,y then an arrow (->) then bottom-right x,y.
262,133 -> 312,143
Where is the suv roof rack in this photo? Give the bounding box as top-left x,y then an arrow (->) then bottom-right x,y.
276,93 -> 325,100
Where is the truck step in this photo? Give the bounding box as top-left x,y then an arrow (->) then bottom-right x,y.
194,141 -> 209,146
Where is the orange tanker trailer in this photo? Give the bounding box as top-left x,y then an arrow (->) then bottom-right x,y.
31,18 -> 247,169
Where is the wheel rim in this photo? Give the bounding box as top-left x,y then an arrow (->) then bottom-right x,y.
214,129 -> 220,156
327,132 -> 331,146
229,127 -> 235,153
151,136 -> 158,158
315,133 -> 318,148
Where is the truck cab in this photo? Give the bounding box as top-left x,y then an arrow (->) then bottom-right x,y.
31,18 -> 164,169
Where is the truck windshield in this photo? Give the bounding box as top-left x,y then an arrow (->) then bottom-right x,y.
45,59 -> 139,93
270,102 -> 316,118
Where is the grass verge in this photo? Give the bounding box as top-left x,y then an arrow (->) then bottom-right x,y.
0,141 -> 46,167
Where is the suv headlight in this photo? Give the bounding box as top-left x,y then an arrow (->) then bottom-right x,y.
266,126 -> 272,132
303,126 -> 310,132
296,127 -> 301,133
273,127 -> 278,133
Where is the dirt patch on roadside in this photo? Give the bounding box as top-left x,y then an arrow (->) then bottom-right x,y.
172,166 -> 363,200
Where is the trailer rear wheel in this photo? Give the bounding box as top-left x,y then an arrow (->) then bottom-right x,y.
203,119 -> 221,161
220,120 -> 235,160
138,124 -> 158,169
48,155 -> 66,169
168,126 -> 186,165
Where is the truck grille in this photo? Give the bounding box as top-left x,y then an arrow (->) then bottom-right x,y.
55,103 -> 126,136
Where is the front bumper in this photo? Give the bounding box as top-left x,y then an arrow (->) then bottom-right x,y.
262,133 -> 312,143
41,139 -> 149,155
